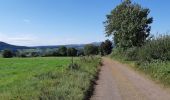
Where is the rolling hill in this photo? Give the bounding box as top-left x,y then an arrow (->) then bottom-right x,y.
0,42 -> 30,51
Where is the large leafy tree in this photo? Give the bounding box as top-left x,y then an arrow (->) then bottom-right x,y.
104,0 -> 153,49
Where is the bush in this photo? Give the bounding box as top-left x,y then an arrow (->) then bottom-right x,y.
137,35 -> 170,62
2,49 -> 13,58
124,47 -> 138,61
111,35 -> 170,62
111,48 -> 124,59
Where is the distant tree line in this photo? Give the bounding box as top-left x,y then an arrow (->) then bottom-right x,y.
0,40 -> 113,58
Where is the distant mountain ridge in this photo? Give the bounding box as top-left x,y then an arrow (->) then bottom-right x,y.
0,42 -> 30,51
0,41 -> 101,51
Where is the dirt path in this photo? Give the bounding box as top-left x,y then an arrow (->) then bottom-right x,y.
90,57 -> 170,100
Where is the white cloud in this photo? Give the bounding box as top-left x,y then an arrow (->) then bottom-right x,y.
0,32 -> 38,46
0,32 -> 78,46
8,37 -> 35,42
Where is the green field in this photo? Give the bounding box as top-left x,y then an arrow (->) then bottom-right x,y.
0,57 -> 100,100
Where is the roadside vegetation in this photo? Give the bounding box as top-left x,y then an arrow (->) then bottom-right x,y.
0,57 -> 101,100
111,35 -> 170,85
105,0 -> 170,86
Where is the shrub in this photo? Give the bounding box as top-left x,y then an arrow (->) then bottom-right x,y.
137,35 -> 170,62
2,49 -> 13,58
111,48 -> 124,58
124,47 -> 138,61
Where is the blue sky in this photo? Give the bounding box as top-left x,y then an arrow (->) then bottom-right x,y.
0,0 -> 169,46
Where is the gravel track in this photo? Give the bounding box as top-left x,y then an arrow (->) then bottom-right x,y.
90,57 -> 170,100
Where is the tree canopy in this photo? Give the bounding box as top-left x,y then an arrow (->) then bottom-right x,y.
84,44 -> 98,56
58,46 -> 67,56
104,0 -> 153,49
67,48 -> 78,56
99,40 -> 113,55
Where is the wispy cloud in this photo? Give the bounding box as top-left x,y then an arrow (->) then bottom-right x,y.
0,32 -> 38,46
0,33 -> 82,46
0,32 -> 106,46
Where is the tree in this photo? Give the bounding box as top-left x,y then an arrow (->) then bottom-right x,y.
84,44 -> 98,56
100,40 -> 113,55
58,46 -> 67,56
67,48 -> 78,67
67,48 -> 78,56
104,0 -> 153,49
99,42 -> 105,56
2,49 -> 13,58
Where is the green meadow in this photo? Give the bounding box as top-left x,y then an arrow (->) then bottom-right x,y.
0,57 -> 101,100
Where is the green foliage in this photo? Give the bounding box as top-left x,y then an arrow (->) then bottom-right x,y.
111,47 -> 125,59
105,0 -> 153,49
15,49 -> 43,57
111,35 -> 170,86
2,49 -> 13,58
84,44 -> 98,56
136,60 -> 170,86
99,40 -> 113,56
11,47 -> 85,58
58,46 -> 67,56
0,57 -> 101,99
68,63 -> 80,70
124,47 -> 138,60
67,48 -> 78,56
112,35 -> 170,62
137,35 -> 170,62
77,49 -> 84,56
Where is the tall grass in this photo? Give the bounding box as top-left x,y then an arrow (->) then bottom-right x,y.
0,57 -> 101,100
137,61 -> 170,86
137,35 -> 170,62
